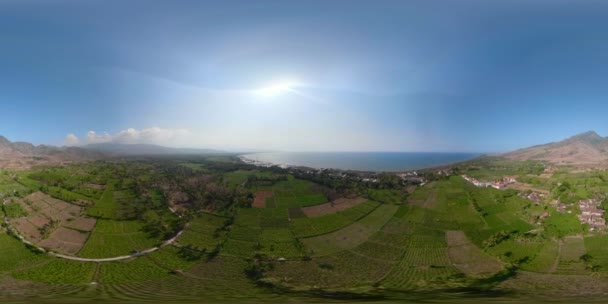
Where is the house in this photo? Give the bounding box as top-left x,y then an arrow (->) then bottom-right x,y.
577,199 -> 606,231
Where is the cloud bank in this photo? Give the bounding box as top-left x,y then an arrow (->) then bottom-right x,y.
65,127 -> 191,147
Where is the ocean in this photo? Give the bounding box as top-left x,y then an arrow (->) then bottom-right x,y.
241,152 -> 481,172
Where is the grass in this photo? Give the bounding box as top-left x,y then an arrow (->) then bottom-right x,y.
3,201 -> 28,217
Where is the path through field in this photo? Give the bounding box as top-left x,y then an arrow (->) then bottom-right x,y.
549,240 -> 563,273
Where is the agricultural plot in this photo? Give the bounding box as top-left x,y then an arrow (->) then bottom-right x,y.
257,228 -> 302,257
148,245 -> 200,271
367,188 -> 407,204
105,256 -> 264,301
223,170 -> 272,187
78,219 -> 160,258
221,239 -> 258,257
86,182 -> 118,218
0,233 -> 48,272
292,200 -> 380,238
486,238 -> 543,266
6,192 -> 96,255
301,204 -> 398,256
98,258 -> 170,284
381,229 -> 459,289
407,186 -> 437,209
584,235 -> 608,269
556,236 -> 587,274
252,190 -> 273,208
262,177 -> 328,208
225,206 -> 303,258
38,227 -> 89,255
12,259 -> 96,284
266,250 -> 394,288
351,241 -> 404,262
0,174 -> 29,195
446,230 -> 503,275
177,213 -> 228,251
523,240 -> 559,273
301,197 -> 367,217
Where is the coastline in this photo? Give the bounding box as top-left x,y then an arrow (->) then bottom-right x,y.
239,151 -> 481,173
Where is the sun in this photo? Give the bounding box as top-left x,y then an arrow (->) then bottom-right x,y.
255,81 -> 297,97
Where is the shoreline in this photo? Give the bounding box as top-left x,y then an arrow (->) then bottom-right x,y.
239,152 -> 482,173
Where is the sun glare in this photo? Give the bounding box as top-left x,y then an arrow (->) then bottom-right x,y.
255,81 -> 297,97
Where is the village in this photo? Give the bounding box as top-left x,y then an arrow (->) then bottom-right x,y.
461,175 -> 517,189
461,174 -> 608,232
577,199 -> 606,231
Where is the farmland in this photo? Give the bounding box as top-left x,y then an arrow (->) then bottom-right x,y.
78,219 -> 161,258
4,157 -> 608,302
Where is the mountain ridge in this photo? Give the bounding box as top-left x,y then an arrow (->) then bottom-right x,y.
0,135 -> 225,169
0,135 -> 105,169
503,131 -> 608,165
84,143 -> 223,155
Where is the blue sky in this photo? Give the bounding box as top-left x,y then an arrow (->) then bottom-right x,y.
1,0 -> 608,152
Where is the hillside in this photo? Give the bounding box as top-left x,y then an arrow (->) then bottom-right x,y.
0,136 -> 103,169
503,131 -> 608,165
84,143 -> 222,156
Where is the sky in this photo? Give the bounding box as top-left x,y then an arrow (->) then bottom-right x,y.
1,0 -> 608,152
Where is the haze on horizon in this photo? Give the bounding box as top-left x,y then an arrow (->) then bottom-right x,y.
1,0 -> 608,153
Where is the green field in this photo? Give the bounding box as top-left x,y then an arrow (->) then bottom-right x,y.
78,219 -> 161,258
86,181 -> 118,218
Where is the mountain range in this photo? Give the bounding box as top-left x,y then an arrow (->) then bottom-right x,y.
0,136 -> 104,169
83,143 -> 222,156
2,131 -> 608,169
503,131 -> 608,165
0,136 -> 225,169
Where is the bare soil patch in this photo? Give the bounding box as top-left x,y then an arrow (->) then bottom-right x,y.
8,191 -> 96,255
13,218 -> 42,241
28,215 -> 50,228
63,217 -> 97,231
253,190 -> 273,208
86,183 -> 106,190
38,227 -> 89,255
301,197 -> 367,218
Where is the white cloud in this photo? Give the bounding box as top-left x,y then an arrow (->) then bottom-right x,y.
67,127 -> 192,147
64,133 -> 80,146
85,131 -> 113,144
